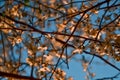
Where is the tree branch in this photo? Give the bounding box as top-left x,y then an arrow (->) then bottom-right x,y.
0,71 -> 41,80
84,51 -> 120,72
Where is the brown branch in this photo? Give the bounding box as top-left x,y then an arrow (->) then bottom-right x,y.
0,71 -> 41,80
98,3 -> 120,10
95,14 -> 120,39
48,0 -> 109,22
0,1 -> 110,45
63,12 -> 85,48
54,38 -> 120,73
0,31 -> 6,65
0,27 -> 101,43
49,13 -> 85,80
98,0 -> 119,29
95,72 -> 120,80
56,0 -> 88,9
84,51 -> 120,72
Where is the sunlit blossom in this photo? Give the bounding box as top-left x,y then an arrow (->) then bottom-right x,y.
38,46 -> 48,52
38,67 -> 50,72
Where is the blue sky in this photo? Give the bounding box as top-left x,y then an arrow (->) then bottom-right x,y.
0,0 -> 120,80
30,0 -> 120,80
61,0 -> 120,80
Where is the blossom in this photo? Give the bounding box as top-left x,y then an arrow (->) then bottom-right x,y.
38,46 -> 47,52
72,49 -> 82,54
38,67 -> 50,72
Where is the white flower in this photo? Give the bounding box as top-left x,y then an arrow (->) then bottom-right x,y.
49,0 -> 56,3
57,23 -> 66,32
16,38 -> 22,44
62,0 -> 68,4
26,58 -> 33,66
72,49 -> 82,54
28,49 -> 33,56
44,54 -> 53,61
38,46 -> 47,52
39,67 -> 50,72
82,62 -> 89,72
